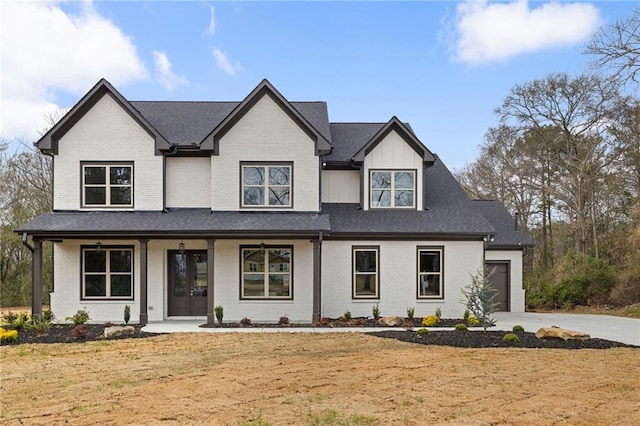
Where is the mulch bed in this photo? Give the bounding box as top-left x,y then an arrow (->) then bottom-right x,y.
3,319 -> 636,349
1,324 -> 156,346
368,330 -> 637,349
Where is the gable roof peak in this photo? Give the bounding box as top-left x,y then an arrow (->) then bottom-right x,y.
351,115 -> 436,165
36,78 -> 170,155
200,78 -> 332,155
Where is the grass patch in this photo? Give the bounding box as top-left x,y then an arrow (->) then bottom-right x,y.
307,409 -> 377,425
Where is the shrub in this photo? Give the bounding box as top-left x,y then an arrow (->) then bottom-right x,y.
421,315 -> 439,327
278,315 -> 290,326
71,324 -> 89,339
372,303 -> 381,320
2,312 -> 30,331
416,328 -> 429,336
26,315 -> 52,335
66,310 -> 90,326
512,324 -> 525,333
455,323 -> 468,331
467,314 -> 480,326
502,333 -> 520,344
0,327 -> 19,343
343,311 -> 352,320
41,309 -> 55,323
463,308 -> 470,323
461,268 -> 498,331
124,305 -> 131,324
239,317 -> 252,326
435,307 -> 442,320
406,307 -> 415,320
214,305 -> 224,324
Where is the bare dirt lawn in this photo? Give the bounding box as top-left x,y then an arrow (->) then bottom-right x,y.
1,333 -> 639,425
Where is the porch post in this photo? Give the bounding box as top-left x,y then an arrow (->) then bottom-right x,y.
139,239 -> 149,325
32,238 -> 43,318
207,238 -> 216,325
312,234 -> 322,323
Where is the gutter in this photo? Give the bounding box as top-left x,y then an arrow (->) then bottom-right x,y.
22,232 -> 34,253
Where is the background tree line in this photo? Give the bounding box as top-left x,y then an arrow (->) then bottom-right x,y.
456,9 -> 640,308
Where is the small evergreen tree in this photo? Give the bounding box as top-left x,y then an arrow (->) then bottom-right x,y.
461,268 -> 498,332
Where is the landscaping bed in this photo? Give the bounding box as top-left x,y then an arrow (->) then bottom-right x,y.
1,324 -> 156,346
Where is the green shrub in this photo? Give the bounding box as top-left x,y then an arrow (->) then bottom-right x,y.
214,305 -> 224,324
406,307 -> 415,320
512,324 -> 525,333
26,315 -> 52,335
416,328 -> 429,336
502,333 -> 520,344
421,315 -> 439,327
455,323 -> 467,331
66,310 -> 90,326
343,311 -> 352,320
2,312 -> 30,331
372,303 -> 381,320
461,268 -> 498,331
463,308 -> 470,323
124,305 -> 131,324
434,307 -> 442,320
41,310 -> 55,323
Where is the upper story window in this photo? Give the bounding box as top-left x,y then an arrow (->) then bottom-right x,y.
370,170 -> 415,208
241,163 -> 292,208
82,163 -> 133,208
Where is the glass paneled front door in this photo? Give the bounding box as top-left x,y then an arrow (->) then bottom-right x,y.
168,250 -> 207,316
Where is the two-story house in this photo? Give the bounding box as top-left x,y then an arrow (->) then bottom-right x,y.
18,79 -> 533,325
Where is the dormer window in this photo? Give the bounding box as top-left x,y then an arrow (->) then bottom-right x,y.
370,170 -> 415,208
82,163 -> 133,208
241,163 -> 292,208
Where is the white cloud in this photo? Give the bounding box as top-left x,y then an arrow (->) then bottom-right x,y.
152,50 -> 189,91
206,5 -> 216,35
449,0 -> 601,65
212,47 -> 242,76
0,1 -> 147,141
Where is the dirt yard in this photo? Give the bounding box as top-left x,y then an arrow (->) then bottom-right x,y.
1,333 -> 639,425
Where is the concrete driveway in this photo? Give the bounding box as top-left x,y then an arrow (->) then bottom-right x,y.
495,312 -> 640,346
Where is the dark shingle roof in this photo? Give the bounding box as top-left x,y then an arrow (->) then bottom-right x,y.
473,200 -> 534,248
325,123 -> 386,163
16,209 -> 330,238
131,101 -> 332,146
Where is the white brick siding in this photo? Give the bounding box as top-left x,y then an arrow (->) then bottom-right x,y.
166,157 -> 211,208
363,130 -> 424,210
321,240 -> 484,319
211,95 -> 320,211
53,94 -> 163,211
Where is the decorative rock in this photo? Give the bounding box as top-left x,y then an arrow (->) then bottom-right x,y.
104,325 -> 135,339
535,327 -> 590,341
378,316 -> 405,327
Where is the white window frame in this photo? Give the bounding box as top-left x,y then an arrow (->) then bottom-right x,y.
241,246 -> 293,299
417,247 -> 444,299
241,164 -> 292,208
352,246 -> 379,299
82,163 -> 133,208
82,246 -> 134,300
370,169 -> 416,209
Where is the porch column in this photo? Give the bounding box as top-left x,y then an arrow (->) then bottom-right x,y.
139,239 -> 149,325
32,238 -> 43,318
207,238 -> 216,325
312,234 -> 322,323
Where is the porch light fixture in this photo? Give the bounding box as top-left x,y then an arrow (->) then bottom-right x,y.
260,241 -> 265,255
95,241 -> 103,252
179,240 -> 185,254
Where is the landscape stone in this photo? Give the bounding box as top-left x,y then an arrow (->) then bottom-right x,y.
104,325 -> 135,339
535,327 -> 590,341
378,316 -> 405,326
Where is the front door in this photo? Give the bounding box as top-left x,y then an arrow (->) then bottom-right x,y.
168,250 -> 207,316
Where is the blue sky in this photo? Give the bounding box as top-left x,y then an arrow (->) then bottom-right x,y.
2,1 -> 638,169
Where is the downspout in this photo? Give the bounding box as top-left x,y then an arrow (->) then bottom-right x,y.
163,146 -> 179,212
22,232 -> 34,253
